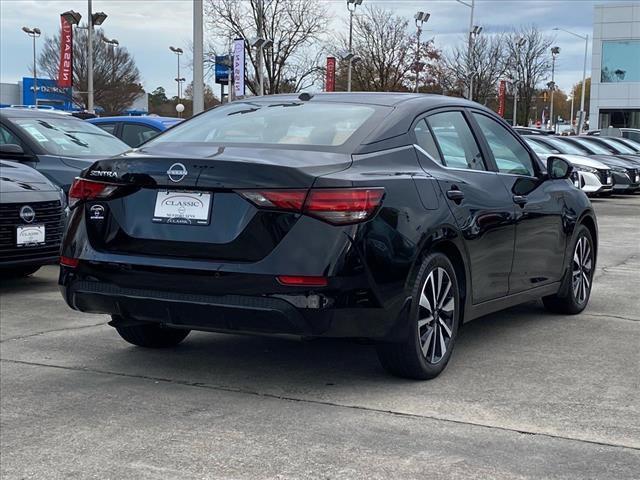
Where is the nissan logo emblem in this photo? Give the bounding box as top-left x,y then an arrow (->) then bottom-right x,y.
19,205 -> 36,223
167,162 -> 188,183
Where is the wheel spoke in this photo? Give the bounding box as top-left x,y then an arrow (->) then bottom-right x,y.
440,296 -> 454,313
439,318 -> 452,337
420,328 -> 434,357
419,291 -> 433,312
438,280 -> 451,309
430,324 -> 438,363
438,327 -> 447,357
418,315 -> 434,329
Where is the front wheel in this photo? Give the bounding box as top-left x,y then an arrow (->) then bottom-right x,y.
543,225 -> 595,314
377,252 -> 461,380
113,316 -> 190,348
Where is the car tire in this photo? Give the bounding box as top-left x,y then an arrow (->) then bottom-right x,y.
542,225 -> 594,315
376,252 -> 461,380
113,316 -> 190,348
1,266 -> 40,279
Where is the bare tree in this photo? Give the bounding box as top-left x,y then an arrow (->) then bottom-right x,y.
38,26 -> 144,114
505,26 -> 553,125
331,6 -> 439,92
204,0 -> 329,94
439,33 -> 509,104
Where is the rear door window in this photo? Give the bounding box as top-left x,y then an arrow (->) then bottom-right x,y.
95,122 -> 118,136
426,111 -> 486,171
413,119 -> 443,164
121,123 -> 160,147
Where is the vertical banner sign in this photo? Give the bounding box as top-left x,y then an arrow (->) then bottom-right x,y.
497,80 -> 506,118
57,16 -> 73,88
233,38 -> 245,98
325,56 -> 336,92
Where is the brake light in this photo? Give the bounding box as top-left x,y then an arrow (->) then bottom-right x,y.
60,256 -> 79,268
277,275 -> 328,287
237,187 -> 384,225
305,188 -> 384,225
68,178 -> 118,207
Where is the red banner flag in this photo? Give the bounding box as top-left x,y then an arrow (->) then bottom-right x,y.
497,80 -> 506,117
325,56 -> 336,92
57,16 -> 73,88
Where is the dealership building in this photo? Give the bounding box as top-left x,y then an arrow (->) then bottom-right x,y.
0,77 -> 148,114
589,2 -> 640,129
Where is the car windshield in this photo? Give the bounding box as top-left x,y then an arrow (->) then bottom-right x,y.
598,138 -> 636,154
14,117 -> 129,157
525,138 -> 555,154
617,138 -> 640,152
570,138 -> 612,155
543,137 -> 590,155
146,102 -> 378,147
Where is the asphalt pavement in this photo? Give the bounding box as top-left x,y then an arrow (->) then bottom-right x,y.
1,195 -> 639,479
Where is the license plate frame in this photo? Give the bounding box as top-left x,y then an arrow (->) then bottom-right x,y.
16,224 -> 46,247
152,190 -> 212,226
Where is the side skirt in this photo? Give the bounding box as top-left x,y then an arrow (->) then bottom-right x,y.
465,282 -> 561,323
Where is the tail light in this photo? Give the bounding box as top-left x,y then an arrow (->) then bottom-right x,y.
237,187 -> 384,225
277,275 -> 328,287
68,178 -> 119,207
60,256 -> 79,268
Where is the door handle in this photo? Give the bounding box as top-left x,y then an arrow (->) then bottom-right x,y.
446,189 -> 465,202
512,195 -> 528,206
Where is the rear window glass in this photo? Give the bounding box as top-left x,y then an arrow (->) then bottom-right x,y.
147,102 -> 377,147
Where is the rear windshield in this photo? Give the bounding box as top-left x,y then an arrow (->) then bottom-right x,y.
14,117 -> 129,157
146,102 -> 377,147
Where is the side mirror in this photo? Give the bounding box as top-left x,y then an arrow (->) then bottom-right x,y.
0,143 -> 25,155
547,156 -> 573,180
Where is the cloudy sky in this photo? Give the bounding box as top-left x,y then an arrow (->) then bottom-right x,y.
1,0 -> 604,98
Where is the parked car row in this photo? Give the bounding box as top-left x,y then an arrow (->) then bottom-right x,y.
516,129 -> 640,197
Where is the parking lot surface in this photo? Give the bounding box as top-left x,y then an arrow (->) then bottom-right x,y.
1,195 -> 639,479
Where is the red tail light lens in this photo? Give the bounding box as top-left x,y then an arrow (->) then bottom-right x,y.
68,178 -> 118,207
238,189 -> 307,211
60,256 -> 79,268
277,275 -> 328,287
238,187 -> 384,225
305,188 -> 385,225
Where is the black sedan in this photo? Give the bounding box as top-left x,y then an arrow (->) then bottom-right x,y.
59,93 -> 597,379
0,160 -> 67,277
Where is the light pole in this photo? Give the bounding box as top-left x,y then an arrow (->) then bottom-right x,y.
169,46 -> 184,103
251,38 -> 273,96
22,26 -> 41,106
413,11 -> 430,93
548,46 -> 560,131
346,0 -> 363,92
86,2 -> 108,113
512,36 -> 527,126
469,25 -> 482,101
456,0 -> 475,99
553,27 -> 589,133
102,37 -> 118,85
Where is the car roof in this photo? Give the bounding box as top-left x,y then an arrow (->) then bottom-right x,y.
88,116 -> 181,128
0,107 -> 77,119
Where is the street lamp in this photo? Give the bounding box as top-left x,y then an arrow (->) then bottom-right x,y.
512,36 -> 527,126
548,46 -> 560,131
102,37 -> 119,85
22,26 -> 41,106
169,46 -> 184,108
553,27 -> 589,133
251,37 -> 273,96
413,11 -> 430,93
468,25 -> 483,101
346,0 -> 364,92
456,0 -> 475,100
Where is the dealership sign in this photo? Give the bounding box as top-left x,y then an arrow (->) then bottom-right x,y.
22,77 -> 73,109
233,38 -> 245,98
57,15 -> 73,88
215,55 -> 231,85
497,80 -> 506,118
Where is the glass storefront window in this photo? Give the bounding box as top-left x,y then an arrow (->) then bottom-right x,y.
601,40 -> 640,83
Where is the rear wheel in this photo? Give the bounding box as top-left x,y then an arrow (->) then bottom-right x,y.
377,252 -> 460,380
543,225 -> 594,314
113,316 -> 190,348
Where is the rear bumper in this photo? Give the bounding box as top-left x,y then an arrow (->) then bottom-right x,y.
1,254 -> 59,269
59,264 -> 409,340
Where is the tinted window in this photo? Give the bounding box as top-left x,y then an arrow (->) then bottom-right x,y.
601,40 -> 640,83
426,111 -> 485,170
473,113 -> 534,176
13,117 -> 128,157
0,124 -> 24,147
121,123 -> 160,147
95,122 -> 118,135
597,138 -> 635,154
414,119 -> 443,164
148,102 -> 378,147
525,137 -> 556,155
624,131 -> 640,142
542,137 -> 589,155
570,138 -> 611,155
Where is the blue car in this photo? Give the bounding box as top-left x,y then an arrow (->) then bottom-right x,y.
88,116 -> 182,148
